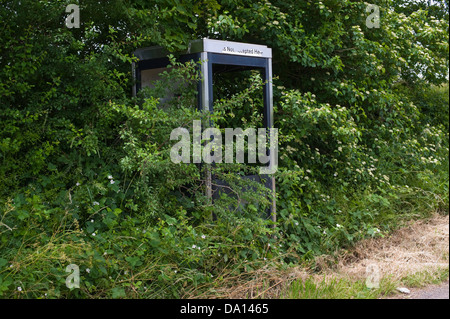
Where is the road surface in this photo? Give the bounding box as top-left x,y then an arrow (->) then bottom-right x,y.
389,280 -> 449,299
410,280 -> 449,299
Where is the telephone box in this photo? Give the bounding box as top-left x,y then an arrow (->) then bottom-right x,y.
133,39 -> 276,221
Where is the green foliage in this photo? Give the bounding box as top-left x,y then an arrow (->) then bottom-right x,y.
0,0 -> 448,298
398,83 -> 449,131
0,57 -> 278,299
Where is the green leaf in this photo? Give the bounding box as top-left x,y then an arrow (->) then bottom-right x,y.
111,287 -> 126,299
0,258 -> 7,269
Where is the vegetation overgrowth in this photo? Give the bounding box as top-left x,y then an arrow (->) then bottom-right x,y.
0,0 -> 448,298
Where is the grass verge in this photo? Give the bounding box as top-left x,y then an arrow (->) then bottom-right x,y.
191,212 -> 449,299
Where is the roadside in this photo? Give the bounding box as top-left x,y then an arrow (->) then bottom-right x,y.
318,212 -> 450,299
200,212 -> 449,299
409,280 -> 449,299
327,212 -> 450,299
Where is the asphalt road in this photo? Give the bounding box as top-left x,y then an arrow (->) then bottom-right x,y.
410,280 -> 449,299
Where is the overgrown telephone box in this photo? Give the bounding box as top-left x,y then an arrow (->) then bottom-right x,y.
133,38 -> 276,221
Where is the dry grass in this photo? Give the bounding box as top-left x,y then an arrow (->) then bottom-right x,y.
192,212 -> 449,299
328,212 -> 449,283
184,262 -> 308,299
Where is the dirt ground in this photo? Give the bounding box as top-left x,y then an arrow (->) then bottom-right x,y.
409,280 -> 449,299
193,213 -> 449,299
327,212 -> 449,299
334,213 -> 447,272
297,212 -> 449,299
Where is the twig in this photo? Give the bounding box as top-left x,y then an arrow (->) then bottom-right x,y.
254,280 -> 284,299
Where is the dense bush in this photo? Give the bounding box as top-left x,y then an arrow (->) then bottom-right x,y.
400,83 -> 449,131
0,0 -> 448,298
